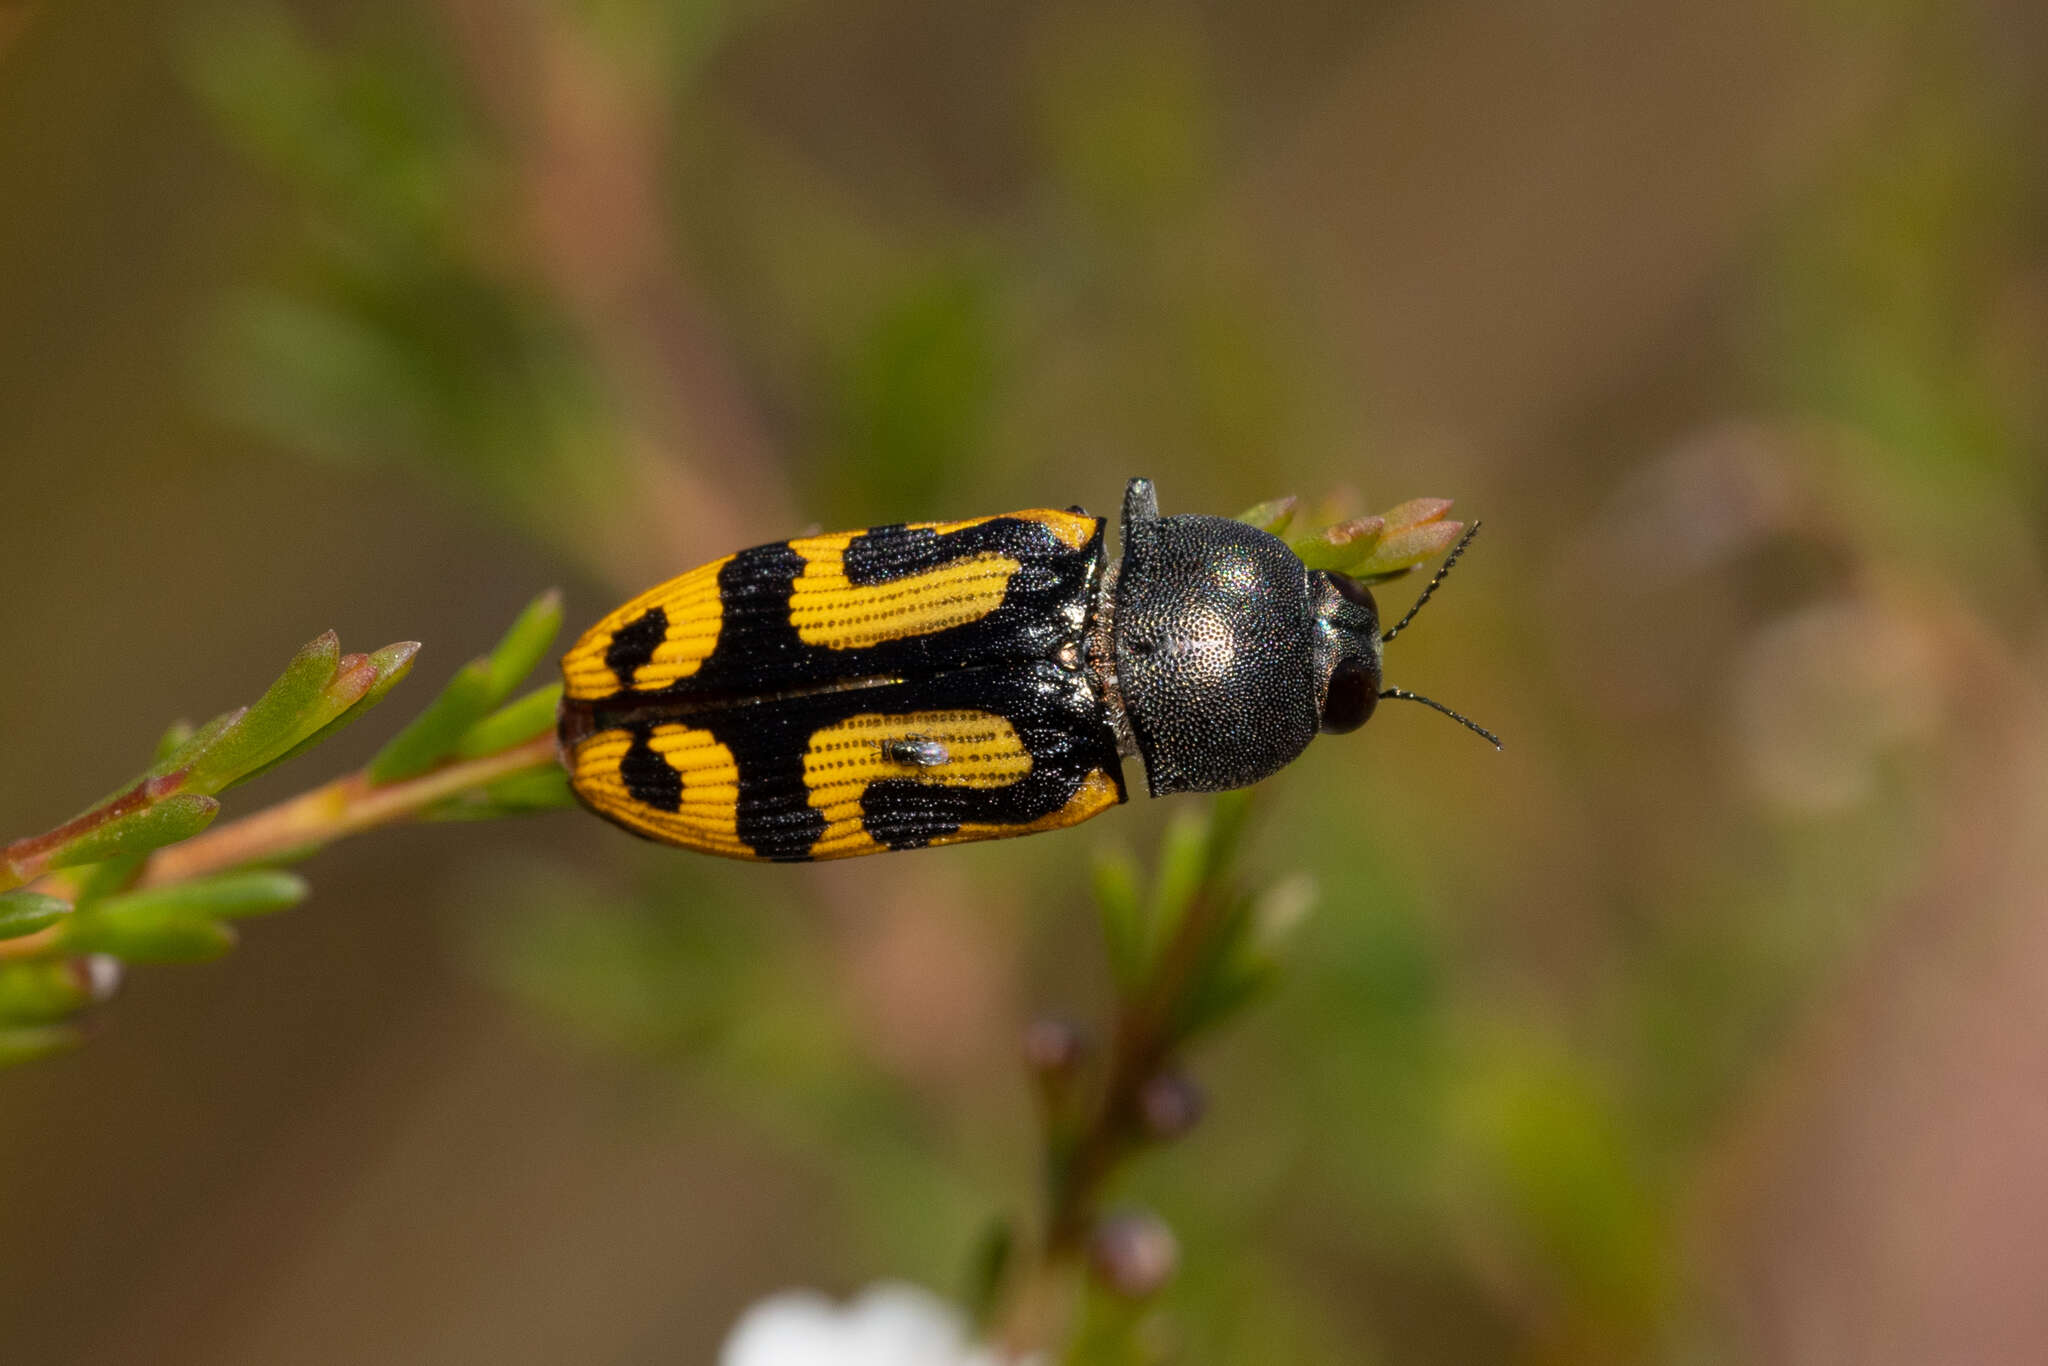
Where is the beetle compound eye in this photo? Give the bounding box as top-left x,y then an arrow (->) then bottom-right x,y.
1320,658 -> 1379,733
1327,572 -> 1377,617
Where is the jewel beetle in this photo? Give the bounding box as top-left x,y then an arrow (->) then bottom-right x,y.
558,477 -> 1493,861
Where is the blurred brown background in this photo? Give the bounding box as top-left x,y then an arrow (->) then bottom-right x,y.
4,1 -> 2046,1362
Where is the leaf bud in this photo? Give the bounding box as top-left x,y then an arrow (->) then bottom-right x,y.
1136,1071 -> 1205,1140
1021,1015 -> 1089,1077
1088,1210 -> 1179,1300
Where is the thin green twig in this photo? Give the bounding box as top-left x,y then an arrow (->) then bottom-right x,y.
0,734 -> 560,962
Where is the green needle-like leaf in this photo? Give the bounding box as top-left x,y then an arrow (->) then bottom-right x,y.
359,639 -> 424,708
93,870 -> 308,924
1176,947 -> 1277,1041
1163,892 -> 1254,1037
424,765 -> 575,820
185,630 -> 343,792
474,764 -> 575,812
145,706 -> 245,781
1091,845 -> 1146,989
1201,789 -> 1255,884
0,961 -> 96,1023
1257,491 -> 1463,579
366,658 -> 494,784
1168,870 -> 1312,1044
482,590 -> 563,702
1345,518 -> 1463,581
152,720 -> 197,767
57,902 -> 237,963
1146,810 -> 1211,962
235,640 -> 421,785
0,1024 -> 83,1067
1378,496 -> 1455,532
368,592 -> 561,784
961,1216 -> 1016,1330
66,853 -> 150,908
45,793 -> 220,871
1234,495 -> 1298,535
455,683 -> 562,759
0,891 -> 71,941
1290,515 -> 1387,573
284,649 -> 385,737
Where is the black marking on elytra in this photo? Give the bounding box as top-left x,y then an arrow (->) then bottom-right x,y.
568,512 -> 1122,859
840,519 -> 1062,596
706,541 -> 809,679
605,607 -> 669,689
596,517 -> 1105,709
857,722 -> 1103,851
622,661 -> 1125,860
576,664 -> 1125,861
618,723 -> 682,811
713,698 -> 827,860
848,663 -> 1124,855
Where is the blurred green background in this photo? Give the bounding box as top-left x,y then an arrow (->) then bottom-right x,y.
5,1 -> 2047,1362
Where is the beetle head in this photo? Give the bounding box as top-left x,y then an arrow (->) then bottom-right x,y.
1309,570 -> 1384,734
1111,480 -> 1497,798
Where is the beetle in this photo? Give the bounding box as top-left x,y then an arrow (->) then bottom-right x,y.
557,477 -> 1492,861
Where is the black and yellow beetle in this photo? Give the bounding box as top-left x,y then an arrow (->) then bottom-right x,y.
558,478 -> 1492,861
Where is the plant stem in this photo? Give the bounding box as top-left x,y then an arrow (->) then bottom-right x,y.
998,883 -> 1237,1354
0,773 -> 185,892
1044,885 -> 1227,1253
140,733 -> 560,885
0,734 -> 561,962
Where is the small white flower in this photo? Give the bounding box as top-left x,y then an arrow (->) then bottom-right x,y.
719,1281 -> 1024,1366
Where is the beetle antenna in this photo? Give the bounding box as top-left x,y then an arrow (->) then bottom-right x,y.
1379,688 -> 1501,750
1381,521 -> 1481,644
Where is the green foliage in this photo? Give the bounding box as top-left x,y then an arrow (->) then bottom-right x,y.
0,891 -> 71,941
366,660 -> 496,785
1231,496 -> 1297,535
454,683 -> 564,761
0,960 -> 100,1023
240,640 -> 422,781
368,591 -> 561,783
426,762 -> 576,821
96,870 -> 311,924
997,790 -> 1318,1356
960,1216 -> 1016,1330
49,872 -> 307,964
1091,790 -> 1307,1060
189,630 -> 347,790
185,5 -> 642,583
0,630 -> 417,894
833,265 -> 1001,518
58,906 -> 238,965
3,639 -> 417,890
1268,495 -> 1467,584
0,1024 -> 83,1067
0,596 -> 569,1062
41,795 -> 221,874
1090,846 -> 1147,991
